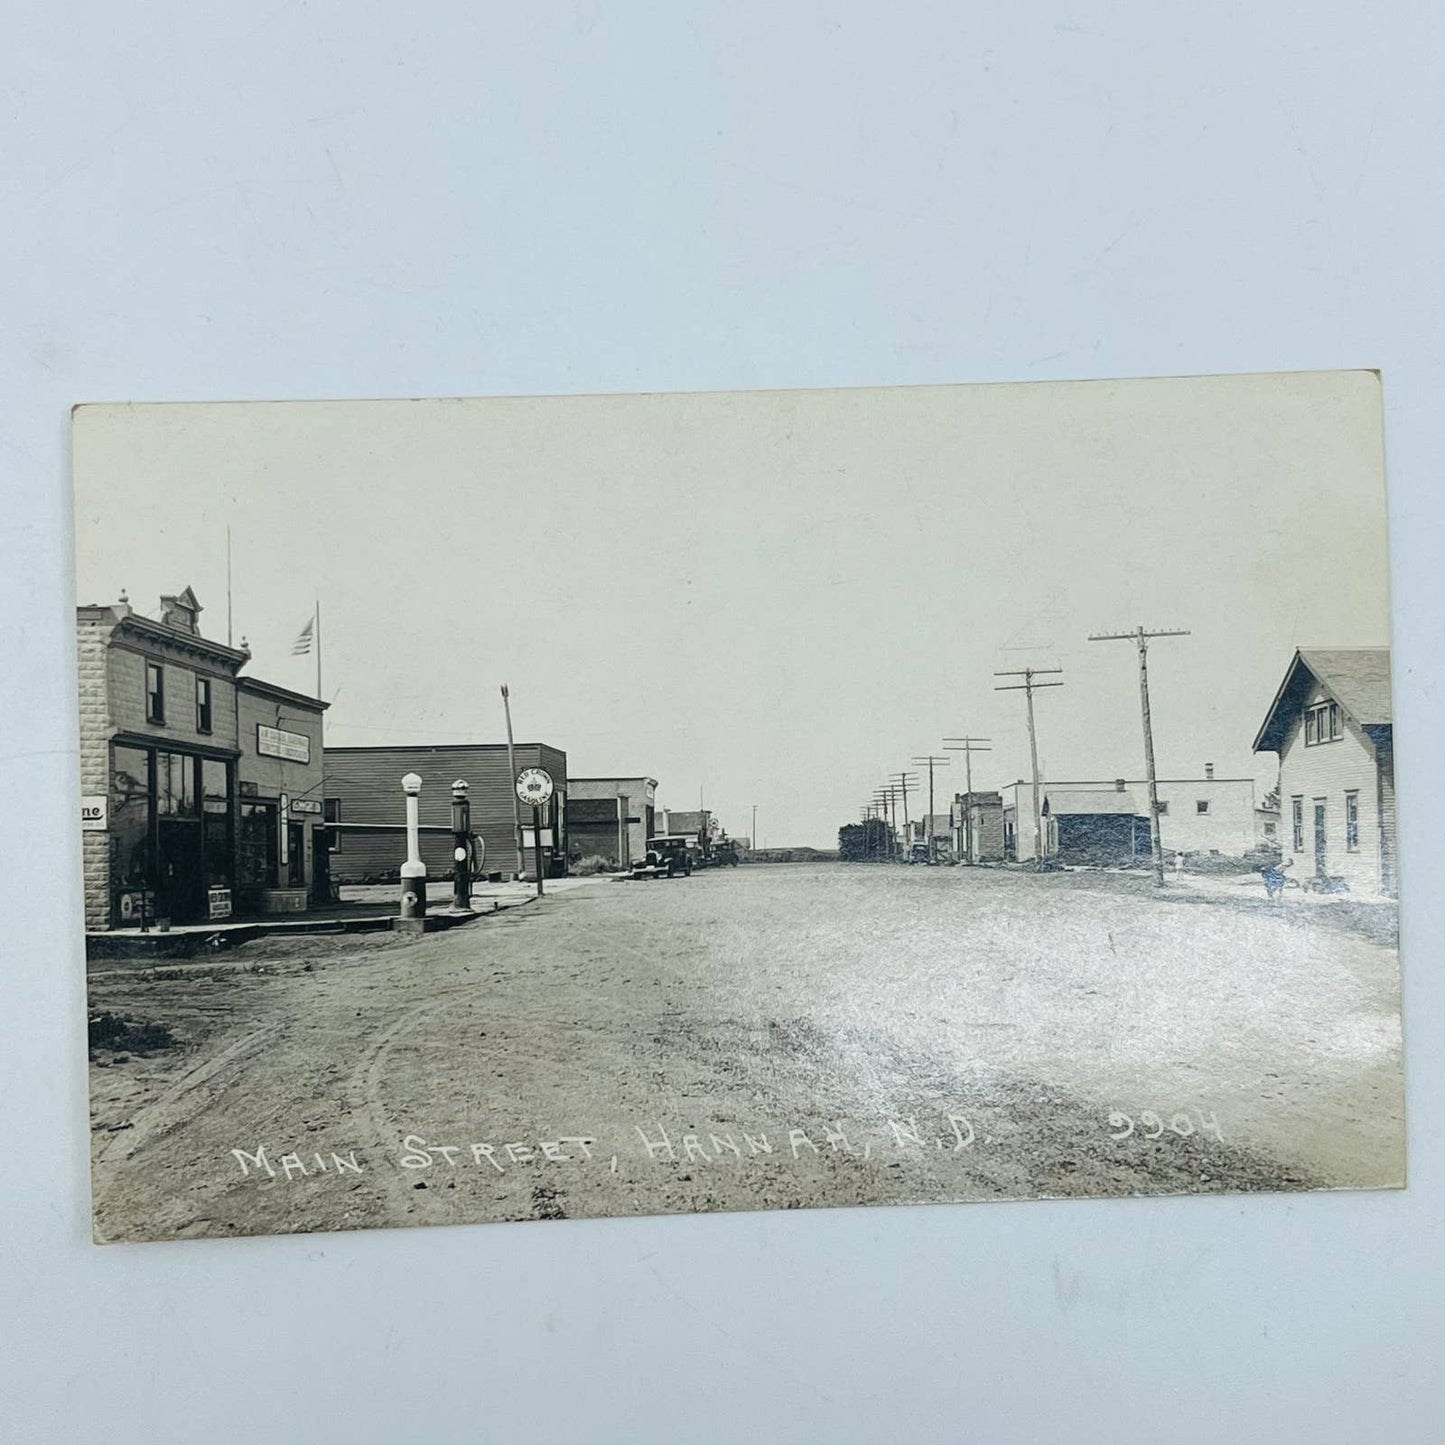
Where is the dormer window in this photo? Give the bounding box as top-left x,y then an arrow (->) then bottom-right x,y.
1304,700 -> 1342,746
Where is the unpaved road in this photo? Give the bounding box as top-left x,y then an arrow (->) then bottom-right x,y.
88,864 -> 1404,1242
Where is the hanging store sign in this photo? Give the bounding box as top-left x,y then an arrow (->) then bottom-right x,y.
81,795 -> 108,831
290,798 -> 322,815
257,724 -> 311,764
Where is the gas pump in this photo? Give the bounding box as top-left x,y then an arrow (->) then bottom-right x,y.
450,779 -> 483,911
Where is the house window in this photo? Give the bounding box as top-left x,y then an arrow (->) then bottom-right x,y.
195,676 -> 212,734
1345,791 -> 1360,851
1263,821 -> 1278,838
1155,800 -> 1170,816
1305,701 -> 1341,745
323,798 -> 342,852
1291,797 -> 1304,851
145,662 -> 165,724
1196,800 -> 1210,815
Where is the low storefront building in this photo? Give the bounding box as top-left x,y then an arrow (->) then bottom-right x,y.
566,776 -> 657,868
324,743 -> 569,883
235,677 -> 328,913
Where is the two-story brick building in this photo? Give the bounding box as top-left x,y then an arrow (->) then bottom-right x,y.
1253,648 -> 1395,896
77,588 -> 328,930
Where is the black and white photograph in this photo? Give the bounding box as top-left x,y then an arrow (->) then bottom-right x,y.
73,369 -> 1402,1244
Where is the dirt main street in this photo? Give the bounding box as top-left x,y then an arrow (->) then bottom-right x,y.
87,864 -> 1405,1243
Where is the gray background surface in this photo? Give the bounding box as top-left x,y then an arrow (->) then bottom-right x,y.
2,3 -> 1441,1440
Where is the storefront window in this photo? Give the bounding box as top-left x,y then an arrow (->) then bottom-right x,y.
110,745 -> 152,890
238,800 -> 279,889
202,758 -> 232,887
156,751 -> 198,816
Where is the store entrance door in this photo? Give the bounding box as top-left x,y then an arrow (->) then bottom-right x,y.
157,818 -> 204,922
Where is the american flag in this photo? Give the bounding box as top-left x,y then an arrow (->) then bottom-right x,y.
291,616 -> 315,656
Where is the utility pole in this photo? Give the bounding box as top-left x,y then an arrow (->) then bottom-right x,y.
943,736 -> 992,864
875,787 -> 895,861
912,755 -> 950,863
751,803 -> 757,852
1089,626 -> 1191,887
994,669 -> 1063,863
889,771 -> 919,861
500,684 -> 524,881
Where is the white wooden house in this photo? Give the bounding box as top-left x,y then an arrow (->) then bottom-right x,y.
1252,648 -> 1395,896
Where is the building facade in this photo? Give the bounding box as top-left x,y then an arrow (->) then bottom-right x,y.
235,677 -> 328,913
566,776 -> 657,867
657,808 -> 714,841
77,588 -> 328,930
1000,771 -> 1259,863
324,742 -> 569,883
950,791 -> 1005,863
1253,648 -> 1395,896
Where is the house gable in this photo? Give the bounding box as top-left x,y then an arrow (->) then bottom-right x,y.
1253,648 -> 1392,755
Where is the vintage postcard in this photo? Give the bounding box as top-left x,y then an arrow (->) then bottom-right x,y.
73,371 -> 1402,1243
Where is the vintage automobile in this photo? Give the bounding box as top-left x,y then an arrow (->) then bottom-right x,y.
630,835 -> 695,879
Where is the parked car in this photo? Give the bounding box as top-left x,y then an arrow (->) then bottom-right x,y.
630,835 -> 695,880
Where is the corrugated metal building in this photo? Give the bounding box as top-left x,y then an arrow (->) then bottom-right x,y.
324,743 -> 568,882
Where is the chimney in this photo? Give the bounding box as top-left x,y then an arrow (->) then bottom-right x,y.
1205,762 -> 1215,780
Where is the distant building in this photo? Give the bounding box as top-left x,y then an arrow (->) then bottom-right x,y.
1253,648 -> 1395,896
658,808 -> 713,841
1255,791 -> 1282,847
1041,788 -> 1150,865
77,588 -> 328,930
566,776 -> 657,867
950,791 -> 1004,863
324,743 -> 568,882
1000,769 -> 1258,863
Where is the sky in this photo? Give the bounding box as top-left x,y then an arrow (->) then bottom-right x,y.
72,371 -> 1391,847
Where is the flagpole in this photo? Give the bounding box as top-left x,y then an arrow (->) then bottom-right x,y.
226,524 -> 233,646
315,599 -> 322,701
